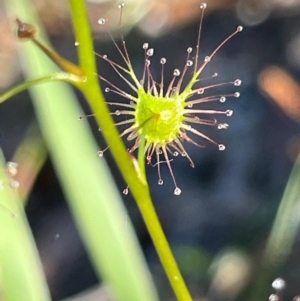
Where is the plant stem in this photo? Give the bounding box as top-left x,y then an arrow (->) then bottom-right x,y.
68,1 -> 193,300
138,136 -> 146,180
0,73 -> 81,104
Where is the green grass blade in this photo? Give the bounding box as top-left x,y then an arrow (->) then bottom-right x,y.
251,152 -> 300,300
0,149 -> 51,301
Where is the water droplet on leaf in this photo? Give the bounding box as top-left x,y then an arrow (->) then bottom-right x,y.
6,162 -> 18,176
10,180 -> 19,189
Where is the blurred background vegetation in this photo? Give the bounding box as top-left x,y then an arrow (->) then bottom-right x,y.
1,0 -> 300,300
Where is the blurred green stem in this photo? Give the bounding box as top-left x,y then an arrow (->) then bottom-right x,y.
0,149 -> 51,301
251,152 -> 300,300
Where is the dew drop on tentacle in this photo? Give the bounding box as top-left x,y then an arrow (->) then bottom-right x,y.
173,152 -> 179,156
218,144 -> 226,151
187,47 -> 192,53
147,48 -> 154,56
234,92 -> 240,97
234,79 -> 242,86
186,60 -> 193,67
160,58 -> 166,64
219,96 -> 226,103
158,179 -> 164,185
237,26 -> 243,32
173,69 -> 180,76
174,187 -> 182,195
272,278 -> 286,291
197,88 -> 204,94
105,87 -> 110,92
200,2 -> 207,9
269,295 -> 279,301
123,187 -> 129,195
97,151 -> 104,157
118,2 -> 125,9
143,43 -> 149,50
74,41 -> 79,46
226,110 -> 233,116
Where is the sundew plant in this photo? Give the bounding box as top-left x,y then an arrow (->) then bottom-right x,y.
2,1 -> 300,301
96,3 -> 242,195
11,1 -> 300,301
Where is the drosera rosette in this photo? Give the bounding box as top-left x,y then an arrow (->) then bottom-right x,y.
95,2 -> 243,195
